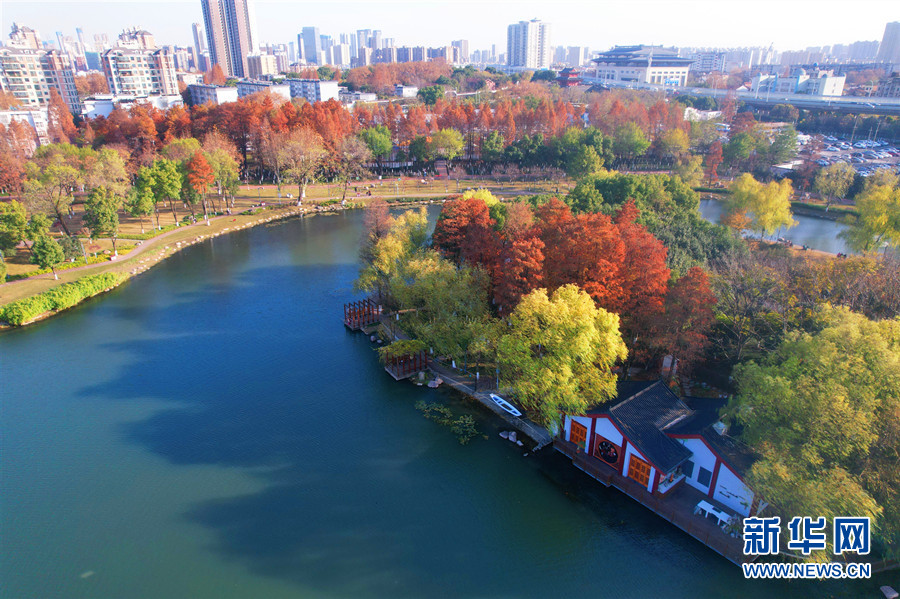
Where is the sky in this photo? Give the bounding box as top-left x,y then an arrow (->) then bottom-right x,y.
0,0 -> 898,54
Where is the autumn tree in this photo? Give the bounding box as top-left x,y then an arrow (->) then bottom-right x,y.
185,151 -> 215,223
432,197 -> 496,264
201,131 -> 240,210
493,235 -> 544,314
652,267 -> 716,373
725,173 -> 795,238
74,72 -> 110,98
729,307 -> 898,556
705,140 -> 723,185
203,64 -> 227,86
497,284 -> 628,426
333,136 -> 372,201
814,162 -> 856,212
279,128 -> 326,201
840,182 -> 900,253
46,88 -> 76,143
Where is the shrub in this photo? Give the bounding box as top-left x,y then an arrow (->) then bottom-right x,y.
0,272 -> 126,325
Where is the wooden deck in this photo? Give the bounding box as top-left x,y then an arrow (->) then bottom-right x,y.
384,350 -> 428,381
555,438 -> 751,565
344,299 -> 380,330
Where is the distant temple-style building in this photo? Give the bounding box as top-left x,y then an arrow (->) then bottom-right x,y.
555,67 -> 582,88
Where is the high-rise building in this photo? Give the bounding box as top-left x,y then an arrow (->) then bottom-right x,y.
506,19 -> 551,69
301,27 -> 321,65
247,53 -> 277,78
192,23 -> 206,54
877,22 -> 900,63
116,27 -> 157,50
452,40 -> 469,63
201,0 -> 255,77
7,23 -> 41,50
0,48 -> 80,112
101,47 -> 178,96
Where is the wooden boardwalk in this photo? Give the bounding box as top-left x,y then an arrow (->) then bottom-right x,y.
555,438 -> 751,565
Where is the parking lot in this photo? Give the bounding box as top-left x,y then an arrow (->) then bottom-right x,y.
816,135 -> 900,177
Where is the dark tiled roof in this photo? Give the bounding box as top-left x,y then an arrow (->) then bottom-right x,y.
666,395 -> 727,435
701,429 -> 757,477
607,381 -> 693,473
665,396 -> 757,477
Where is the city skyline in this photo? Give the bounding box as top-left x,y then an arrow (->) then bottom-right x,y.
2,0 -> 899,57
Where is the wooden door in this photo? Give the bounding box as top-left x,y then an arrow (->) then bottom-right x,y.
627,455 -> 651,488
570,421 -> 587,450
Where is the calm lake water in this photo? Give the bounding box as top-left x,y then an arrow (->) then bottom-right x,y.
699,197 -> 850,254
1,207 -> 888,598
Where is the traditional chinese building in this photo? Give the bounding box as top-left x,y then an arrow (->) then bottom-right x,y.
556,380 -> 761,564
555,67 -> 582,87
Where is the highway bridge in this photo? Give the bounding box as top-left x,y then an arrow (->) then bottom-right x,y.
581,78 -> 900,116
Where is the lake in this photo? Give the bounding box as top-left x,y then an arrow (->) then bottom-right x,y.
1,207 -> 884,597
699,197 -> 851,254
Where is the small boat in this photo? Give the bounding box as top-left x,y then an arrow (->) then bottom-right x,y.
489,394 -> 522,417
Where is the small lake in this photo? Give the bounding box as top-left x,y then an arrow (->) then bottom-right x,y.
699,197 -> 851,254
1,206 -> 886,597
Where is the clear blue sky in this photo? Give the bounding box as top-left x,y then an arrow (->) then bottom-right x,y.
1,0 -> 897,53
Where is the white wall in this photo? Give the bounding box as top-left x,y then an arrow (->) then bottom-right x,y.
677,438 -> 717,494
713,463 -> 754,517
593,417 -> 622,446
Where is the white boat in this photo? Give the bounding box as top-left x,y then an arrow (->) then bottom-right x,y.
489,394 -> 522,417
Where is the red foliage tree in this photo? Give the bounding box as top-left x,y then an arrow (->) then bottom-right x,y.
653,266 -> 717,372
432,197 -> 496,265
493,235 -> 544,314
613,200 -> 670,342
705,141 -> 723,185
47,88 -> 76,143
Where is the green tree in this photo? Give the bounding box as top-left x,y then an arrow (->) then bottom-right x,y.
767,125 -> 798,165
417,85 -> 444,105
654,128 -> 690,162
127,186 -> 154,235
359,125 -> 393,173
729,307 -> 899,557
408,135 -> 430,165
726,173 -> 795,237
497,284 -> 628,426
612,122 -> 650,163
814,162 -> 856,212
0,199 -> 27,257
137,158 -> 183,228
30,235 -> 65,279
481,130 -> 505,164
840,182 -> 900,253
83,186 -> 121,255
356,207 -> 429,305
25,213 -> 52,246
566,145 -> 603,180
429,128 -> 464,163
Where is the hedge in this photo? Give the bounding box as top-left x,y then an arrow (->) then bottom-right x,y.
0,272 -> 126,326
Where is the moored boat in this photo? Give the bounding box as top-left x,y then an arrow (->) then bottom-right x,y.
489,393 -> 523,417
